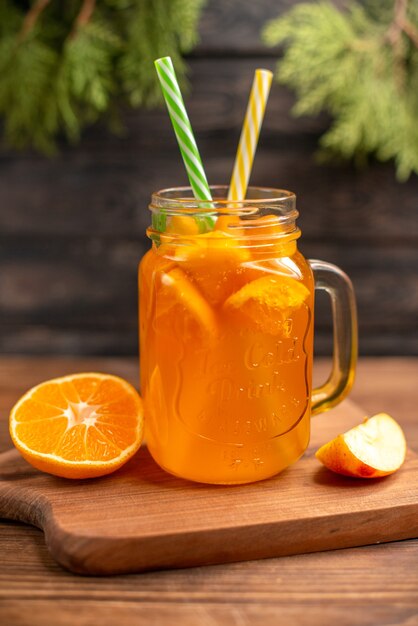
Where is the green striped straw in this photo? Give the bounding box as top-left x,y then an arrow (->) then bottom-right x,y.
154,56 -> 215,231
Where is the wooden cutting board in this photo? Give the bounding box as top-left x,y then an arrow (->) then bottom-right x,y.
0,399 -> 417,576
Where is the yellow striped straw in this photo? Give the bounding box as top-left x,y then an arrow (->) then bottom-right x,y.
228,69 -> 273,202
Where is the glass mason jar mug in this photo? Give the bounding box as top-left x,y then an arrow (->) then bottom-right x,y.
139,186 -> 357,484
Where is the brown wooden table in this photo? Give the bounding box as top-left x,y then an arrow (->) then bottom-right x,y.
0,356 -> 417,626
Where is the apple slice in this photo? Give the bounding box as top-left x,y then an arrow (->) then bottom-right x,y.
315,413 -> 407,478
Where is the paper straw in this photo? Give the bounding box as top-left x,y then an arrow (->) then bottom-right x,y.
155,56 -> 215,229
228,69 -> 273,202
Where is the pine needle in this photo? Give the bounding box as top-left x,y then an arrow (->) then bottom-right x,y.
263,0 -> 418,181
0,0 -> 206,152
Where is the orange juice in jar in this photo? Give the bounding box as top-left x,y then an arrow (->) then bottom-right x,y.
139,186 -> 357,484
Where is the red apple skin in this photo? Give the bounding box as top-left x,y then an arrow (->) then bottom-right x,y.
315,414 -> 407,479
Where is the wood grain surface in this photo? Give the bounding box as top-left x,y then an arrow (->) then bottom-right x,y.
0,357 -> 417,625
1,1 -> 418,356
1,398 -> 417,576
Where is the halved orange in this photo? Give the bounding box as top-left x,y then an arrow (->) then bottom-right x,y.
9,373 -> 144,479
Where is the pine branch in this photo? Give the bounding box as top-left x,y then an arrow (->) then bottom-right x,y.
263,0 -> 418,181
70,0 -> 96,38
18,0 -> 51,42
0,0 -> 206,153
400,19 -> 418,48
385,0 -> 418,47
118,0 -> 205,108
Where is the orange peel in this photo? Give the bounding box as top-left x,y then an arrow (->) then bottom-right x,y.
9,373 -> 144,479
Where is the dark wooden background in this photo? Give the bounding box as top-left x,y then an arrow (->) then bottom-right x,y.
1,0 -> 417,356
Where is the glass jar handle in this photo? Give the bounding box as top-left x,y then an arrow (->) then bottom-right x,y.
309,259 -> 358,415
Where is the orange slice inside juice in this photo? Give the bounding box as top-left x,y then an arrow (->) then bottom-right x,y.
224,275 -> 310,334
166,215 -> 201,235
155,266 -> 218,338
174,230 -> 250,306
